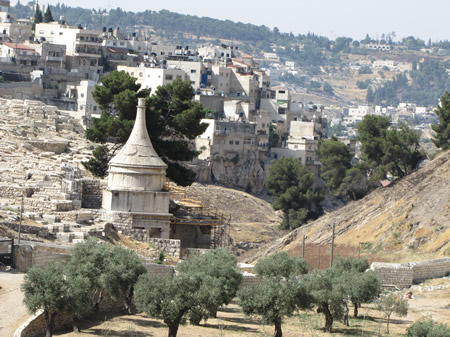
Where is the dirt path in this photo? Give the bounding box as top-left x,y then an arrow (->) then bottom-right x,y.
0,272 -> 29,337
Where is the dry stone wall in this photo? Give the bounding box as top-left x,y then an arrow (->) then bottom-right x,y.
410,258 -> 450,283
371,258 -> 450,289
14,242 -> 72,272
81,178 -> 105,209
149,238 -> 181,258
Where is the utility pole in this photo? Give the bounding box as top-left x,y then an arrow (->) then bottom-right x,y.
18,194 -> 23,244
330,223 -> 335,267
318,244 -> 321,269
302,235 -> 306,258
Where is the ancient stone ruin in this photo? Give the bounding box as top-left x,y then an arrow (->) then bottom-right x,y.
102,98 -> 172,239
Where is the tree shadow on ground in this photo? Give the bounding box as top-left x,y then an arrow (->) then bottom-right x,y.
218,315 -> 262,326
366,316 -> 413,325
85,328 -> 151,337
202,322 -> 260,333
120,316 -> 166,328
331,327 -> 379,336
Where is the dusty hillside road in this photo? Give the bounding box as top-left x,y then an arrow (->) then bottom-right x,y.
0,272 -> 28,337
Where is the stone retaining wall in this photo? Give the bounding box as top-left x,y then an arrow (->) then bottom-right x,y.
143,262 -> 175,276
410,258 -> 450,283
370,262 -> 414,289
2,222 -> 55,240
149,238 -> 181,258
15,295 -> 122,337
240,274 -> 262,288
14,242 -> 71,272
371,257 -> 450,289
81,179 -> 104,209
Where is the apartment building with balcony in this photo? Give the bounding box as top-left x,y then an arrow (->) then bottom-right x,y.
117,65 -> 188,94
35,22 -> 103,80
0,1 -> 32,41
195,119 -> 268,161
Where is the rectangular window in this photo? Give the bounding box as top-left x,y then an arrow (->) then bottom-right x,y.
191,69 -> 197,73
235,140 -> 240,145
229,140 -> 234,145
165,75 -> 173,81
278,107 -> 286,114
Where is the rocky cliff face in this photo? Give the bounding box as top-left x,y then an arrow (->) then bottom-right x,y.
192,151 -> 268,194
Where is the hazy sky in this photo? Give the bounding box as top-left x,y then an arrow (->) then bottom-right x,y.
27,0 -> 450,41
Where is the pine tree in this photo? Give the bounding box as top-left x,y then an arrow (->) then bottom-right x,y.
432,92 -> 450,150
34,4 -> 43,24
44,5 -> 54,23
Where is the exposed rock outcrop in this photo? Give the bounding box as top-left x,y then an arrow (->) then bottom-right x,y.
193,151 -> 268,194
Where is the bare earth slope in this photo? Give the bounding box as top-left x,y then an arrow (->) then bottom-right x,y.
247,151 -> 450,263
186,183 -> 283,251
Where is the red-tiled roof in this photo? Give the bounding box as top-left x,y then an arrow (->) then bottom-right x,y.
2,42 -> 36,51
106,47 -> 128,53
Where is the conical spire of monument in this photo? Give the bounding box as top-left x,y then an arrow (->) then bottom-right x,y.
109,98 -> 166,168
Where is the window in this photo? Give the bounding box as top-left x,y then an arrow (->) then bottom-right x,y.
139,72 -> 143,77
120,42 -> 124,46
278,107 -> 286,114
279,90 -> 285,94
93,106 -> 97,111
262,123 -> 265,127
235,141 -> 240,145
165,75 -> 173,80
229,140 -> 234,145
190,69 -> 196,73
80,93 -> 84,98
59,32 -> 63,35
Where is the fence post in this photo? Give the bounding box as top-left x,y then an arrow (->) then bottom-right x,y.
302,235 -> 306,258
330,223 -> 335,268
318,244 -> 321,269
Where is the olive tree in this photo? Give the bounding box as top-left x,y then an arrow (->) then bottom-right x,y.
22,262 -> 69,337
376,291 -> 408,334
238,252 -> 312,337
101,245 -> 147,314
330,257 -> 381,317
177,248 -> 242,324
302,269 -> 347,332
134,273 -> 198,337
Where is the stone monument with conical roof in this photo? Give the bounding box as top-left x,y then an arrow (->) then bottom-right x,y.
103,98 -> 172,239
